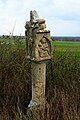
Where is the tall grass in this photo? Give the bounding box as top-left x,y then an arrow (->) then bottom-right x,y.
0,44 -> 31,119
0,41 -> 80,119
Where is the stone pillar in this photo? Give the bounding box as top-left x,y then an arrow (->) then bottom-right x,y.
25,10 -> 52,108
28,62 -> 46,107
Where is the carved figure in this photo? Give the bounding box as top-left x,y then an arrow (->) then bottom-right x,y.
38,37 -> 50,58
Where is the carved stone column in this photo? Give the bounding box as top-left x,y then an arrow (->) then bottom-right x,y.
25,10 -> 52,108
28,62 -> 46,107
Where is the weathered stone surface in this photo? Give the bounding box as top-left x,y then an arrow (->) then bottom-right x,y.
25,10 -> 52,108
25,10 -> 52,62
28,62 -> 46,107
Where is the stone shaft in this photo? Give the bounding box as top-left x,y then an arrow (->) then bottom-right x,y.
29,62 -> 46,107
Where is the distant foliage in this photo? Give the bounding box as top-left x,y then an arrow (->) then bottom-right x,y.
51,36 -> 80,42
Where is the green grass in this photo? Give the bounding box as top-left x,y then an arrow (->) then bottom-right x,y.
53,41 -> 80,51
0,38 -> 26,49
0,38 -> 80,54
0,38 -> 25,43
53,41 -> 80,59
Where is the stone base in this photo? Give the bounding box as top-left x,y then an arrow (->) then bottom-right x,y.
27,100 -> 49,120
28,100 -> 38,108
28,98 -> 46,109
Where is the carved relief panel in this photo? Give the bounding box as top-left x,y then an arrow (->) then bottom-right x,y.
34,30 -> 52,61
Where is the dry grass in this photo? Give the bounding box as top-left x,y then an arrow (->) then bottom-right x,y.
0,43 -> 80,120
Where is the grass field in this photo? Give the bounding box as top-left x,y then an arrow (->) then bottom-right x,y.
0,38 -> 26,48
53,41 -> 80,51
53,41 -> 80,59
0,38 -> 80,119
0,38 -> 80,56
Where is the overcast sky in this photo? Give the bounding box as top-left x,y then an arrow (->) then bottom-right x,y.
0,0 -> 80,36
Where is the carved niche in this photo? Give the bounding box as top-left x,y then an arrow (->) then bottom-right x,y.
33,30 -> 52,61
34,32 -> 52,61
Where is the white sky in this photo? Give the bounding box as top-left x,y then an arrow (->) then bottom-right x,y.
0,0 -> 80,36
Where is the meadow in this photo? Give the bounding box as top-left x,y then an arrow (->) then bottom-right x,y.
0,38 -> 80,120
53,41 -> 80,59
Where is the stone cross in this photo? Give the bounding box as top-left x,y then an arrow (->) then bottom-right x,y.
25,10 -> 52,108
